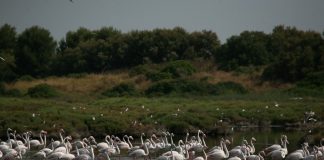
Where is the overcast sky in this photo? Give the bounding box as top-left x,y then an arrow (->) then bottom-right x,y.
0,0 -> 323,43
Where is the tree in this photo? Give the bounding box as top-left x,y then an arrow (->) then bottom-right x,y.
15,26 -> 56,77
215,31 -> 270,70
0,24 -> 18,82
188,30 -> 220,59
262,26 -> 324,82
0,24 -> 17,53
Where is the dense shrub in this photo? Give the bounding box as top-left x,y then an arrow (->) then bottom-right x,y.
161,60 -> 196,78
210,81 -> 248,95
166,121 -> 189,134
146,79 -> 247,96
18,75 -> 35,81
0,82 -> 5,95
286,72 -> 324,97
5,89 -> 22,97
102,83 -> 138,97
27,84 -> 58,98
296,72 -> 324,89
129,65 -> 154,77
145,72 -> 172,82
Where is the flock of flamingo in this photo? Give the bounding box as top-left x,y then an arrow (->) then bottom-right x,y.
0,128 -> 323,160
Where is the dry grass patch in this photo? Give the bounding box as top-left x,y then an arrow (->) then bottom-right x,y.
191,70 -> 292,92
7,72 -> 141,94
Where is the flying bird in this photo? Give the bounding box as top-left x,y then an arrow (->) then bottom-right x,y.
69,0 -> 74,3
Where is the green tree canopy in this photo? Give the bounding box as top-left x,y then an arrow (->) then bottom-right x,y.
215,31 -> 270,70
15,26 -> 56,77
0,24 -> 18,81
262,26 -> 324,82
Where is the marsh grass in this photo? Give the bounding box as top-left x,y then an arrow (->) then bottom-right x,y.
2,89 -> 322,137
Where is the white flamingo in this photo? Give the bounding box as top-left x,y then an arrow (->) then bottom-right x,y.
246,152 -> 265,160
207,139 -> 230,160
190,130 -> 207,153
97,135 -> 112,151
73,145 -> 95,160
117,135 -> 131,150
128,142 -> 150,159
193,149 -> 207,160
47,129 -> 65,149
266,135 -> 289,160
241,137 -> 256,155
28,130 -> 47,149
263,135 -> 287,154
285,144 -> 307,160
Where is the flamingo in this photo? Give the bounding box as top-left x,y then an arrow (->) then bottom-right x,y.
246,151 -> 265,160
47,129 -> 65,149
207,138 -> 230,155
266,135 -> 289,160
28,130 -> 47,149
243,137 -> 256,155
74,145 -> 95,160
285,146 -> 306,160
1,148 -> 21,160
96,149 -> 112,160
116,135 -> 131,150
97,135 -> 112,151
193,149 -> 208,160
33,150 -> 46,159
263,135 -> 287,154
207,139 -> 230,160
128,133 -> 145,153
128,142 -> 150,159
190,130 -> 208,153
229,144 -> 246,160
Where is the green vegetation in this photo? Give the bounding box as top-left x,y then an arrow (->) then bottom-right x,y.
146,79 -> 247,96
102,83 -> 139,97
27,84 -> 58,98
0,95 -> 322,137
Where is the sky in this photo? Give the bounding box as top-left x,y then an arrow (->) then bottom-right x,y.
0,0 -> 323,43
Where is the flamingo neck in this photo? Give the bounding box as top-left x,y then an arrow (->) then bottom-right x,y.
197,131 -> 201,143
141,134 -> 144,145
127,137 -> 133,148
170,134 -> 174,145
90,146 -> 95,159
43,134 -> 47,148
76,146 -> 80,156
105,151 -> 111,160
165,134 -> 169,145
203,150 -> 207,160
39,133 -> 44,145
150,137 -> 156,148
202,136 -> 207,148
59,132 -> 64,143
222,141 -> 229,158
144,143 -> 149,156
123,135 -> 127,142
185,133 -> 189,144
105,136 -> 110,145
250,139 -> 255,153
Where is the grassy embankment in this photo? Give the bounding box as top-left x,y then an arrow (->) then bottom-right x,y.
0,61 -> 323,138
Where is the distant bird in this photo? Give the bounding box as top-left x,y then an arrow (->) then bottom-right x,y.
69,0 -> 74,3
0,57 -> 5,61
